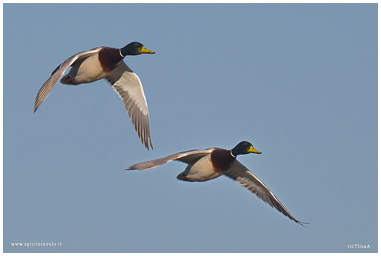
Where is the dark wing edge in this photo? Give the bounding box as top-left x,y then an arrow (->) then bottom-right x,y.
224,161 -> 308,226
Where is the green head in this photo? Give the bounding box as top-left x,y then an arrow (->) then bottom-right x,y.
231,141 -> 262,157
120,42 -> 155,57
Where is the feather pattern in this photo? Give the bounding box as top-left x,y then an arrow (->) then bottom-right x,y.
224,161 -> 308,225
34,47 -> 103,112
126,148 -> 215,170
106,62 -> 152,149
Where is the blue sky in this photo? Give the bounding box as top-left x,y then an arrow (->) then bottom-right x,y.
3,3 -> 377,253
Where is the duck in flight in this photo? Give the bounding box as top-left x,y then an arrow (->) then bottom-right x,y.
34,42 -> 155,150
126,141 -> 308,225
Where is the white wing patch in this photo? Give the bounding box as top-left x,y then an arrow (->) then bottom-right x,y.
106,61 -> 152,149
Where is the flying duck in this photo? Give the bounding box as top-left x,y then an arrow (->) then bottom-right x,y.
34,42 -> 155,150
126,141 -> 308,225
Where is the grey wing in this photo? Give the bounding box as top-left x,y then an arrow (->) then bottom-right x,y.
224,161 -> 308,226
34,47 -> 103,112
126,148 -> 215,170
106,61 -> 153,150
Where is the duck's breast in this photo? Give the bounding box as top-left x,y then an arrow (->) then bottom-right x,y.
185,154 -> 222,182
69,53 -> 108,83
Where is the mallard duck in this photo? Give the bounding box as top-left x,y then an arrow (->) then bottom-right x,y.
126,141 -> 308,225
34,42 -> 155,150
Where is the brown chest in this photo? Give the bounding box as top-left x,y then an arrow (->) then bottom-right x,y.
210,149 -> 236,173
98,47 -> 124,72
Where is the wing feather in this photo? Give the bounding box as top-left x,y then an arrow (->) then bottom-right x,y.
34,47 -> 103,112
126,148 -> 215,170
224,161 -> 308,225
106,61 -> 153,149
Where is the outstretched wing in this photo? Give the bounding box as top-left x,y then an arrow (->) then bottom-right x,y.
224,161 -> 308,226
126,148 -> 216,170
106,61 -> 153,150
34,47 -> 103,112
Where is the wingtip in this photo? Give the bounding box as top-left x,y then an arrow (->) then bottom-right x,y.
34,98 -> 42,112
126,166 -> 137,171
298,221 -> 309,227
150,137 -> 154,149
144,139 -> 154,150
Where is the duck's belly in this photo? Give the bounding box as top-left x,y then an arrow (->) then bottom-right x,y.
69,54 -> 108,83
185,155 -> 222,182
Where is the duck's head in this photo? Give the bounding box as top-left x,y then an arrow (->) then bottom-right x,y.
231,141 -> 262,157
120,42 -> 155,57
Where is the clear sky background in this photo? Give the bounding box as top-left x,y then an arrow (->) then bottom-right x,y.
3,3 -> 377,253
